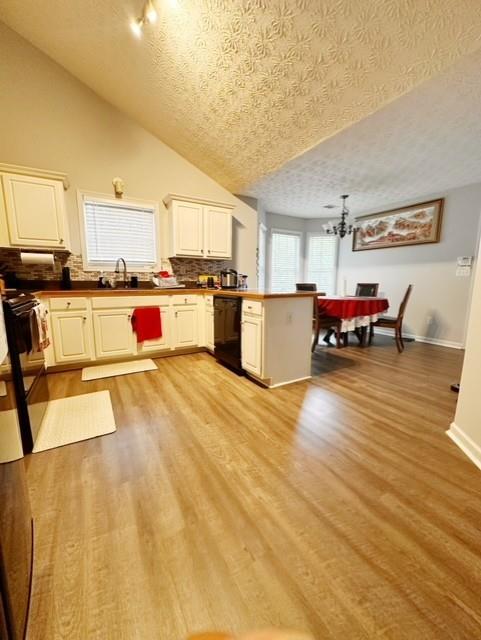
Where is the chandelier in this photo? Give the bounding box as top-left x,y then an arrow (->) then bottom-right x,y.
324,195 -> 358,239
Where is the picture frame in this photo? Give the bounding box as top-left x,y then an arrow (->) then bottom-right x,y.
352,198 -> 444,252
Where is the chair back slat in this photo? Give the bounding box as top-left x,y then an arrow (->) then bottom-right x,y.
398,284 -> 413,319
355,282 -> 379,297
296,283 -> 317,291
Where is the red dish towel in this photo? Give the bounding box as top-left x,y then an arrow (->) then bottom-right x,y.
131,307 -> 162,343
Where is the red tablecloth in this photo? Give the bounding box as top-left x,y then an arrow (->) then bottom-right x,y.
318,296 -> 389,319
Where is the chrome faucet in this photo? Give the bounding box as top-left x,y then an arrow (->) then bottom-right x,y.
114,257 -> 128,288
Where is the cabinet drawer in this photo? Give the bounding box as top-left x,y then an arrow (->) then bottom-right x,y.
242,299 -> 263,317
172,294 -> 199,306
49,297 -> 88,311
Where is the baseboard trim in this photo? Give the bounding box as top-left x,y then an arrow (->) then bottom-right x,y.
447,422 -> 481,471
46,347 -> 206,373
268,376 -> 312,389
374,328 -> 464,350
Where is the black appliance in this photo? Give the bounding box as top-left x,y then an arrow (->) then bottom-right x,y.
0,298 -> 34,640
2,294 -> 50,453
60,266 -> 72,290
214,296 -> 243,373
220,269 -> 238,289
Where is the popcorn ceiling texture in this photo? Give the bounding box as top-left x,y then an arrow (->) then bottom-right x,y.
0,250 -> 230,283
1,1 -> 481,191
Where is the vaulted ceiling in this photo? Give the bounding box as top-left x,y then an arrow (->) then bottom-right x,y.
1,0 -> 481,197
247,47 -> 481,217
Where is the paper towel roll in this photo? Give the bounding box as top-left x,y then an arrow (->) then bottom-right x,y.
20,252 -> 55,267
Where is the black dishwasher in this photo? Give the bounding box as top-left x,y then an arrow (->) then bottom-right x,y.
214,296 -> 243,373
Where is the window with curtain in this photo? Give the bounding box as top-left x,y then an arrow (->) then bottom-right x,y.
270,230 -> 301,292
81,197 -> 158,270
306,233 -> 338,295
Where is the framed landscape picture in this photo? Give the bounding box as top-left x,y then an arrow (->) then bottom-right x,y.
352,198 -> 444,251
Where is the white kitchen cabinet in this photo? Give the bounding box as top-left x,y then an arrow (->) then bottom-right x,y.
173,306 -> 198,348
51,311 -> 92,363
171,200 -> 204,257
205,308 -> 214,351
241,315 -> 263,377
1,171 -> 69,249
137,306 -> 172,353
204,205 -> 232,258
92,309 -> 135,359
164,194 -> 233,259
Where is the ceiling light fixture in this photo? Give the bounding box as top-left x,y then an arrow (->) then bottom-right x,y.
130,1 -> 158,37
324,195 -> 358,239
145,0 -> 158,23
130,17 -> 144,38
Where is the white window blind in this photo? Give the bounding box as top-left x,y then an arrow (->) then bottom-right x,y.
270,231 -> 301,292
307,234 -> 338,295
83,199 -> 157,268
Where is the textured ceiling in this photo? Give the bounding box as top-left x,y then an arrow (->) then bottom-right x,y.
247,48 -> 481,217
1,1 -> 481,193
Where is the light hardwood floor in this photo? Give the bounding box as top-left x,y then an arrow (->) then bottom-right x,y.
25,339 -> 481,639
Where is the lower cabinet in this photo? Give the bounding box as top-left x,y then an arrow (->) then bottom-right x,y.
92,309 -> 135,359
51,311 -> 92,363
173,306 -> 198,348
241,315 -> 263,376
205,307 -> 214,351
137,307 -> 172,353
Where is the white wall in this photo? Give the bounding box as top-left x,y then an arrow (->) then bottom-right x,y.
0,23 -> 258,282
448,236 -> 481,470
338,184 -> 481,347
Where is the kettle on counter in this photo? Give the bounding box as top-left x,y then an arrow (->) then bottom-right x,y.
220,269 -> 238,289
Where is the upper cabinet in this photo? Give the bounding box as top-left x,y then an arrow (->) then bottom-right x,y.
164,194 -> 234,259
0,164 -> 70,250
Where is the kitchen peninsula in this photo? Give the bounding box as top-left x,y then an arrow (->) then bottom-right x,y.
38,289 -> 316,388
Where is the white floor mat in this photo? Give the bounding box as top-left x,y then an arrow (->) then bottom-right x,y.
0,380 -> 6,397
33,390 -> 116,453
81,359 -> 157,381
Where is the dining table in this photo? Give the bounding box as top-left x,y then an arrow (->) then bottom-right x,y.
317,295 -> 390,346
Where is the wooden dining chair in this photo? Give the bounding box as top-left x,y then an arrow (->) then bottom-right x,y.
295,283 -> 317,291
296,284 -> 343,351
312,314 -> 343,351
369,284 -> 413,352
355,283 -> 379,297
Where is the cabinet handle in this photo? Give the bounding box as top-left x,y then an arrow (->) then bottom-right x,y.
59,238 -> 64,244
208,249 -> 211,254
83,316 -> 87,321
127,315 -> 132,321
184,298 -> 188,303
66,301 -> 71,307
175,311 -> 178,317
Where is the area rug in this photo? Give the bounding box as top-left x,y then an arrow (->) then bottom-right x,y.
33,390 -> 116,453
81,358 -> 157,381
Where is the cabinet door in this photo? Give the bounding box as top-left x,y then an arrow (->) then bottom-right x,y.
206,308 -> 214,351
241,316 -> 263,376
204,206 -> 232,259
173,201 -> 204,256
173,306 -> 198,348
51,312 -> 92,363
93,310 -> 135,359
138,307 -> 172,353
2,173 -> 67,248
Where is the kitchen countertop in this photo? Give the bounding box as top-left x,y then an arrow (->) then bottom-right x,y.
35,288 -> 320,300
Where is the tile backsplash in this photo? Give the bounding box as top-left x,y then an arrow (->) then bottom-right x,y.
0,249 -> 231,284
